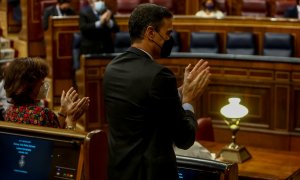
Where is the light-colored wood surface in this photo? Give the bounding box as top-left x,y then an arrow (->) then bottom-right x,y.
201,141 -> 300,180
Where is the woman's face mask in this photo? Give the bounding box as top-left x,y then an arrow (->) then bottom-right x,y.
94,1 -> 106,13
36,81 -> 50,100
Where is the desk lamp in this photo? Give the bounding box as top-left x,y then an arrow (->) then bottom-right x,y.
219,97 -> 251,163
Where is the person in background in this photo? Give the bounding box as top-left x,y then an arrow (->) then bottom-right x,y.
42,0 -> 76,31
4,57 -> 89,130
284,0 -> 300,18
195,0 -> 224,18
8,0 -> 22,23
103,3 -> 210,180
79,0 -> 119,54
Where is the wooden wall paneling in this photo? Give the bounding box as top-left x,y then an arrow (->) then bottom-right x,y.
203,80 -> 273,128
268,0 -> 276,16
81,57 -> 111,131
174,0 -> 186,14
291,87 -> 300,132
44,16 -> 79,108
274,85 -> 289,130
18,0 -> 45,57
0,0 -> 8,37
69,0 -> 82,14
274,68 -> 290,130
213,126 -> 291,150
185,0 -> 199,15
290,135 -> 300,151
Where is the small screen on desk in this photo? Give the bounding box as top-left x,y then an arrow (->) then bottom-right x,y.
178,167 -> 220,180
0,132 -> 81,180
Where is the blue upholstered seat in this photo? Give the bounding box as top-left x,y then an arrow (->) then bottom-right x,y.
263,33 -> 294,57
226,32 -> 256,55
114,31 -> 131,53
190,32 -> 219,53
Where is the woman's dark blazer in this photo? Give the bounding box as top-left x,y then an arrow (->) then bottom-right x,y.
79,5 -> 119,54
103,47 -> 197,180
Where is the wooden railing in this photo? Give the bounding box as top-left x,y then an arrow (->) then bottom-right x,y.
77,52 -> 300,151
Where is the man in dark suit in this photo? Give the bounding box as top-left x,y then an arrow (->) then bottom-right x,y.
284,0 -> 299,18
42,0 -> 76,31
103,3 -> 210,180
79,0 -> 119,54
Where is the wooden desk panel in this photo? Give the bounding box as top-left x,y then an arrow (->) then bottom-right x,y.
201,141 -> 300,180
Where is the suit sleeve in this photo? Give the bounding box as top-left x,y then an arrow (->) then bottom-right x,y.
149,68 -> 197,150
79,9 -> 98,32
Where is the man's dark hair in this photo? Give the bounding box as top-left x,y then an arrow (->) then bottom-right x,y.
128,3 -> 173,42
57,0 -> 71,4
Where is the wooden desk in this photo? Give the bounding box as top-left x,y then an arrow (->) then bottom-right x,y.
78,53 -> 300,152
201,141 -> 300,180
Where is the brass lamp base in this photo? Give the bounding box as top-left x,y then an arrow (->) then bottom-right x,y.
219,145 -> 251,163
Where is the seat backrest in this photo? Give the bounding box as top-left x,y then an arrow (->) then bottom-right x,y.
114,31 -> 131,53
263,32 -> 294,57
190,32 -> 219,53
216,0 -> 228,14
241,0 -> 267,17
40,0 -> 57,15
176,155 -> 238,180
116,0 -> 141,14
196,117 -> 215,141
226,32 -> 256,55
274,0 -> 296,17
149,0 -> 173,10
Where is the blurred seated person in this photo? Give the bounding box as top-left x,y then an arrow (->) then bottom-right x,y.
3,57 -> 90,130
195,0 -> 225,18
284,0 -> 300,18
42,0 -> 76,31
79,0 -> 120,54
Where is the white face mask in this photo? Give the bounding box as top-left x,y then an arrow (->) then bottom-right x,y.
94,1 -> 106,13
36,81 -> 50,100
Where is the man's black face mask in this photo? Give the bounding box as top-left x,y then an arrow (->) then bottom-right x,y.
160,36 -> 174,58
